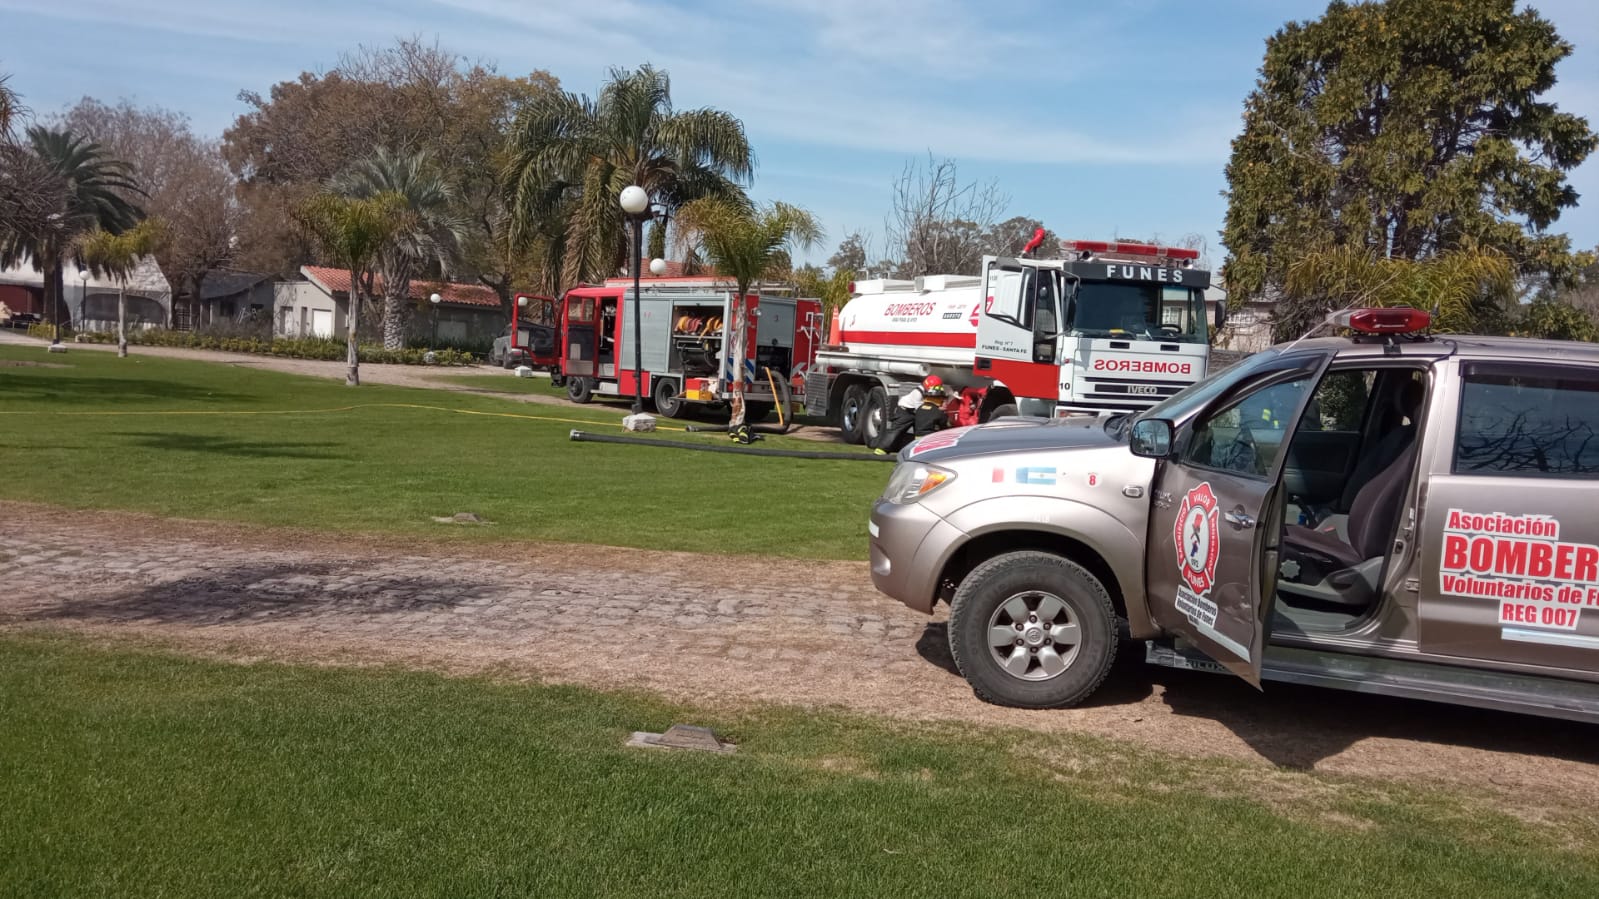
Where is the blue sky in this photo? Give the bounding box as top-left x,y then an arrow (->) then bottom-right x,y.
3,0 -> 1596,268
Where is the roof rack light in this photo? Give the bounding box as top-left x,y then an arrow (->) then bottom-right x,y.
1058,239 -> 1201,264
1329,307 -> 1432,335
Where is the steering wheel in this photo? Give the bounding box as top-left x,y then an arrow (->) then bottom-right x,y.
1220,420 -> 1262,474
1158,324 -> 1183,335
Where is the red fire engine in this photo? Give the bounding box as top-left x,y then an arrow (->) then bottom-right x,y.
495,293 -> 563,381
558,276 -> 823,420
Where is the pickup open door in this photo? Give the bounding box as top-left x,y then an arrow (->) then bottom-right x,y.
1142,349 -> 1333,685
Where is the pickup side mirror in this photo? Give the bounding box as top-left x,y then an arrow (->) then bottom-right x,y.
1130,418 -> 1174,458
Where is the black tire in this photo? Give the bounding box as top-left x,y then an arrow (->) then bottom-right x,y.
566,377 -> 594,404
654,377 -> 685,418
745,401 -> 773,423
839,385 -> 868,444
947,551 -> 1118,709
863,386 -> 889,447
987,402 -> 1019,421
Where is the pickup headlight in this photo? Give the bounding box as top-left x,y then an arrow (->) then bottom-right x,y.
883,462 -> 957,504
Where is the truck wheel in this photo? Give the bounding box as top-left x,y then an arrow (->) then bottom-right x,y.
745,401 -> 773,423
947,551 -> 1118,709
840,385 -> 868,444
567,377 -> 595,404
987,403 -> 1019,421
863,387 -> 889,446
654,377 -> 685,418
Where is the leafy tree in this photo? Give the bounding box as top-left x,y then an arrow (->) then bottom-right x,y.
674,199 -> 821,427
792,263 -> 854,315
77,218 -> 167,356
1,76 -> 69,258
224,38 -> 557,304
0,127 -> 143,340
1515,297 -> 1598,342
55,98 -> 238,329
986,217 -> 1059,258
333,149 -> 467,349
1223,0 -> 1597,334
827,232 -> 868,275
295,192 -> 409,385
1283,241 -> 1515,336
504,64 -> 754,290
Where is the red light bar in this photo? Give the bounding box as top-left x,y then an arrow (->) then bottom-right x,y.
1059,239 -> 1200,261
1329,307 -> 1431,335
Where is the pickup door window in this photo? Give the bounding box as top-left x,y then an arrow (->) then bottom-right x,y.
1143,350 -> 1333,684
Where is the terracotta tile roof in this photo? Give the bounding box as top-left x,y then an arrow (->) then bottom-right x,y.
301,266 -> 502,308
621,259 -> 714,278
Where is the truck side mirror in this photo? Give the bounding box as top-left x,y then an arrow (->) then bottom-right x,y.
1214,301 -> 1228,331
1129,418 -> 1174,458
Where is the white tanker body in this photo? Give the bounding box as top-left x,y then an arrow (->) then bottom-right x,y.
804,239 -> 1220,446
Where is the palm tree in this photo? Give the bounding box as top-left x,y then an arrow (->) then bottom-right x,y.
0,128 -> 143,342
295,192 -> 410,386
333,149 -> 467,349
77,218 -> 166,357
674,198 -> 822,428
1282,241 -> 1516,339
504,64 -> 754,290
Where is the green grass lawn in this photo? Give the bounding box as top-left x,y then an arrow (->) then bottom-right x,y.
0,345 -> 884,559
2,634 -> 1594,898
431,371 -> 576,399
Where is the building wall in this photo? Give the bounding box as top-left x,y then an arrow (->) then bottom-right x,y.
273,282 -> 346,339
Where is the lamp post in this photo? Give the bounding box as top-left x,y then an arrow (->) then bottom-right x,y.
429,293 -> 442,346
619,185 -> 651,413
68,269 -> 89,346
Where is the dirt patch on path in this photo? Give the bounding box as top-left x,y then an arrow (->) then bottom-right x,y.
3,500 -> 1595,817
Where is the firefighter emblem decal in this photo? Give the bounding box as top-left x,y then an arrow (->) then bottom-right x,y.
1174,482 -> 1220,595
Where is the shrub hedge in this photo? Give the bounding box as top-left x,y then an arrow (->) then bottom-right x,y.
71,329 -> 478,366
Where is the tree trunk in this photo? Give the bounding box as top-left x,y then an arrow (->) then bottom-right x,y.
383,288 -> 406,350
346,269 -> 361,387
117,282 -> 128,357
727,292 -> 748,428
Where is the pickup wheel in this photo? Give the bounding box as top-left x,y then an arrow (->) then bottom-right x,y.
947,551 -> 1118,709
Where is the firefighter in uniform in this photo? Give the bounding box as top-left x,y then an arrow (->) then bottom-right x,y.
874,377 -> 949,455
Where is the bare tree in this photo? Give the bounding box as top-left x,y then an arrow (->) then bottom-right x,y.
883,154 -> 1008,277
55,98 -> 237,326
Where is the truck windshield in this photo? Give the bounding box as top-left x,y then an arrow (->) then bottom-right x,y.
1132,348 -> 1285,426
1070,283 -> 1207,344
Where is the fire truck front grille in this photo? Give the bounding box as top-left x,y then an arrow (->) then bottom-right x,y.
1077,377 -> 1185,407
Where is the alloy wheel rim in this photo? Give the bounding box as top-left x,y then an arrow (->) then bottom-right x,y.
985,590 -> 1082,681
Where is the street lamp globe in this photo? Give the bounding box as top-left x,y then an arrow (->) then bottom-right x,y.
78,269 -> 89,283
429,293 -> 442,305
619,185 -> 649,215
517,295 -> 528,307
649,258 -> 668,277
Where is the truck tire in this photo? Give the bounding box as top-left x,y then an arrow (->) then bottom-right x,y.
947,551 -> 1118,709
840,385 -> 868,444
745,402 -> 773,423
987,403 -> 1019,421
567,377 -> 595,404
654,377 -> 685,418
863,386 -> 889,447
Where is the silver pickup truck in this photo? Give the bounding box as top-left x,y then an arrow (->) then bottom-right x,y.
869,308 -> 1599,723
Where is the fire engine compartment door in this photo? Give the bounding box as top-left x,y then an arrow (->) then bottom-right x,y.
563,294 -> 597,377
1143,350 -> 1332,685
617,293 -> 674,376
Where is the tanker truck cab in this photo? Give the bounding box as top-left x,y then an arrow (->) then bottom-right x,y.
978,241 -> 1214,419
870,307 -> 1599,723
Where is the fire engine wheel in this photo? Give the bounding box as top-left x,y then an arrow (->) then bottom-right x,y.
653,377 -> 686,418
567,377 -> 595,404
839,385 -> 869,444
987,403 -> 1019,421
745,402 -> 773,423
862,387 -> 889,446
947,551 -> 1118,710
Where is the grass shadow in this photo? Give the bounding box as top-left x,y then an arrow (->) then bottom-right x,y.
0,374 -> 254,405
114,432 -> 350,460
